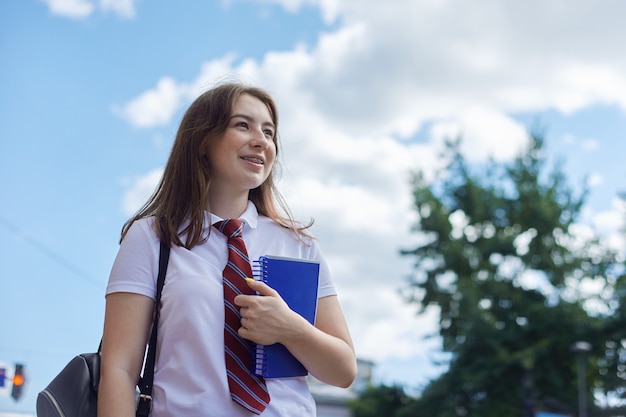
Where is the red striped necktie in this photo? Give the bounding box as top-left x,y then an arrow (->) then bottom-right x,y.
214,219 -> 270,414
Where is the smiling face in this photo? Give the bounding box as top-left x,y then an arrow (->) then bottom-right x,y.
206,93 -> 277,206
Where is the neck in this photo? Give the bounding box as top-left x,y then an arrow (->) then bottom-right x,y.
209,193 -> 249,220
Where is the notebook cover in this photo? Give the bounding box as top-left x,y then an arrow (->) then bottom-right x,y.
252,255 -> 320,378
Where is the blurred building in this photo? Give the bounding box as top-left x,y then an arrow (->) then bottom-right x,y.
309,358 -> 374,417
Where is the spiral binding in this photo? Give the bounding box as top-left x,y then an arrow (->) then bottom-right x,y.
252,256 -> 270,376
252,257 -> 268,281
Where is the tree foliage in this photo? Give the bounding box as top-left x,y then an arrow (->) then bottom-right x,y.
387,134 -> 623,416
347,384 -> 414,417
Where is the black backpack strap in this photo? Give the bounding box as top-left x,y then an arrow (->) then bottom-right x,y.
136,241 -> 170,417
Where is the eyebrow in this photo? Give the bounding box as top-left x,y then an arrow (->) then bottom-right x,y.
230,114 -> 275,129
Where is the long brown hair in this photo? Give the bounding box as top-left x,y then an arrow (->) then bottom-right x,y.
121,82 -> 312,248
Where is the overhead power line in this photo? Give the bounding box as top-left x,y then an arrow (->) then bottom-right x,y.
0,215 -> 100,287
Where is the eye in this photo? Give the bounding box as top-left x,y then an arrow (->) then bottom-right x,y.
263,128 -> 274,138
235,121 -> 249,129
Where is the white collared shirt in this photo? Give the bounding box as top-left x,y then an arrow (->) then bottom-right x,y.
106,201 -> 336,417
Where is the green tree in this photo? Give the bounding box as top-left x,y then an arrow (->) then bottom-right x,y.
595,272 -> 626,410
347,384 -> 415,417
595,192 -> 626,410
397,134 -> 620,416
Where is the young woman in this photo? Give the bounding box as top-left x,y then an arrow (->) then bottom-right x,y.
98,82 -> 357,417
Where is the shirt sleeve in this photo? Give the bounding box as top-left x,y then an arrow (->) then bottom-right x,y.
308,240 -> 337,299
105,218 -> 160,299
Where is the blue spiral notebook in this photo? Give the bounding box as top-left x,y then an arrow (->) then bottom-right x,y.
252,255 -> 320,378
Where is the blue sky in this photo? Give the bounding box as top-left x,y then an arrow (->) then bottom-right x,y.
2,0 -> 626,414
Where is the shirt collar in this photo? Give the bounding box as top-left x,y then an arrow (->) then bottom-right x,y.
208,200 -> 259,230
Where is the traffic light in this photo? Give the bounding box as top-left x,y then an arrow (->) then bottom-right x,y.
11,363 -> 25,402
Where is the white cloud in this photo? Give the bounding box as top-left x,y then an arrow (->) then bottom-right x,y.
560,64 -> 626,113
40,0 -> 95,18
591,198 -> 626,253
114,56 -> 240,129
40,0 -> 139,18
587,173 -> 604,188
430,107 -> 530,162
113,78 -> 186,128
122,168 -> 163,216
100,0 -> 138,18
246,0 -> 342,24
118,0 -> 626,134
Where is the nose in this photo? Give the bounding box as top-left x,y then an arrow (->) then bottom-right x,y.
251,129 -> 272,149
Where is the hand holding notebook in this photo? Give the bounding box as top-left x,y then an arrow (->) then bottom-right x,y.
248,255 -> 320,378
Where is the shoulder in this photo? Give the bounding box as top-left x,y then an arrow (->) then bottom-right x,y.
249,216 -> 324,263
108,217 -> 160,298
123,217 -> 159,244
255,216 -> 316,244
117,217 -> 160,261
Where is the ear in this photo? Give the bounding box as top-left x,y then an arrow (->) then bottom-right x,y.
199,140 -> 213,172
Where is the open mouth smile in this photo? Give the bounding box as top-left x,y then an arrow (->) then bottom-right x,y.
242,156 -> 264,165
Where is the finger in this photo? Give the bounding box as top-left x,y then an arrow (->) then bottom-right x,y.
238,325 -> 252,341
245,278 -> 279,297
234,294 -> 254,307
